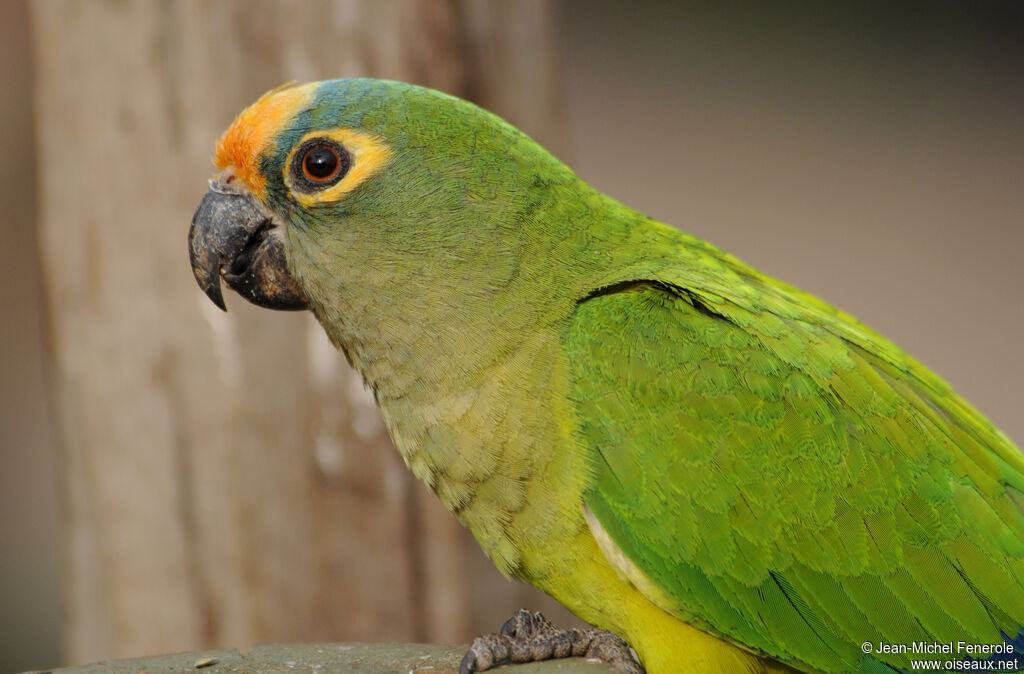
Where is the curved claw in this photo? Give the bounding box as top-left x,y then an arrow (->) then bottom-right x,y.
459,649 -> 478,674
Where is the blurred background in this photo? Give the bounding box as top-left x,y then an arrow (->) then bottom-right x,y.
2,1 -> 1022,672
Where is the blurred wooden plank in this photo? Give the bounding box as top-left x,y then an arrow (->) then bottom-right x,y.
0,1 -> 62,673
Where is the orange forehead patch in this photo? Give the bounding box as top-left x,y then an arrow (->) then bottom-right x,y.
214,82 -> 317,200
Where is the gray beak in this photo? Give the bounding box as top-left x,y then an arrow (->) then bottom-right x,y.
188,179 -> 309,311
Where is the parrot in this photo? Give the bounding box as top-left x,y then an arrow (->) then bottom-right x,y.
188,78 -> 1024,673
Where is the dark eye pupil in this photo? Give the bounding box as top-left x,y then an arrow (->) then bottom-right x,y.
304,146 -> 338,179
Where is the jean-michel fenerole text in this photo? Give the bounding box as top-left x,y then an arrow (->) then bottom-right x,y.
871,641 -> 1014,656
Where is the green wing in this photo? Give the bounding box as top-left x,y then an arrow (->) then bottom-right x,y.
565,271 -> 1024,673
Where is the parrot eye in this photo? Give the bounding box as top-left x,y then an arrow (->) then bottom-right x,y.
291,138 -> 351,192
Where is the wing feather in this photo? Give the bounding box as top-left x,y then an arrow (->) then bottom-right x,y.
565,277 -> 1024,671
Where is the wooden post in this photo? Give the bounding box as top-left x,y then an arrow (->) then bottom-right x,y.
31,0 -> 566,664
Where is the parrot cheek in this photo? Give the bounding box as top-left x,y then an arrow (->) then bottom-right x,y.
189,179 -> 310,312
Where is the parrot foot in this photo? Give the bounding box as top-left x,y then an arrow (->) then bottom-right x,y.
459,609 -> 644,674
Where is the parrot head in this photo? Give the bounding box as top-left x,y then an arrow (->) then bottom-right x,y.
189,78 -> 580,323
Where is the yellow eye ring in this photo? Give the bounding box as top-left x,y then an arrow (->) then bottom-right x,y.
284,128 -> 392,207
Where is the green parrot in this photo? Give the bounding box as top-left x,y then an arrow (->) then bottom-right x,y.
188,79 -> 1024,673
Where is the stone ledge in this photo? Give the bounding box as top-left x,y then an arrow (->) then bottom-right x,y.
29,643 -> 616,674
